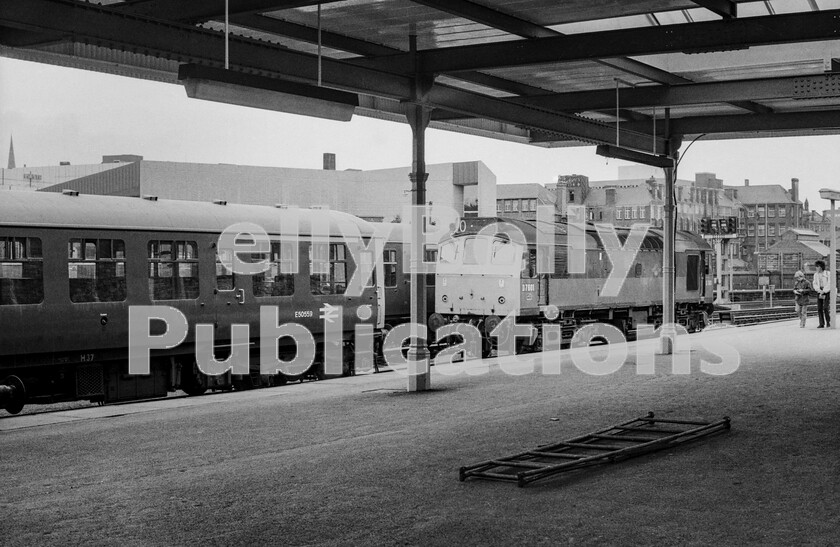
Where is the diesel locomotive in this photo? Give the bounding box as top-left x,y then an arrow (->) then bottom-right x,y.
429,217 -> 715,356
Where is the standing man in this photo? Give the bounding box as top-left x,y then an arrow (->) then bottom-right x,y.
813,259 -> 831,328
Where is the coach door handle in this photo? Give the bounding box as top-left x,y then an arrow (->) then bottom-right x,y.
235,288 -> 245,305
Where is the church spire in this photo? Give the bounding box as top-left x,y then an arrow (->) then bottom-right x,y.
7,135 -> 15,170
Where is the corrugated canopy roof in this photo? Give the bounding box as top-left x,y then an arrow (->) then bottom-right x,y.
3,1 -> 840,152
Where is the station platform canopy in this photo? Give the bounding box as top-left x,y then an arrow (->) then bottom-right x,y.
3,1 -> 840,154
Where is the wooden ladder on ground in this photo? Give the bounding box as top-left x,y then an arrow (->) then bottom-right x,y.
459,412 -> 731,487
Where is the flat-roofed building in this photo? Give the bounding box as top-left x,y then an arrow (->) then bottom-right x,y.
40,157 -> 498,221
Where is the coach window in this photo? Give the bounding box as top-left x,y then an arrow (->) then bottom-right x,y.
0,237 -> 43,306
254,241 -> 295,297
383,248 -> 398,288
310,242 -> 349,295
424,246 -> 437,286
215,247 -> 235,291
68,239 -> 126,303
148,241 -> 199,300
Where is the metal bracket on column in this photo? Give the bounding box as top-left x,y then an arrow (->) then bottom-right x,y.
403,102 -> 433,133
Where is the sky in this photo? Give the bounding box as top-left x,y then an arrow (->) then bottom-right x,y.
1,56 -> 840,211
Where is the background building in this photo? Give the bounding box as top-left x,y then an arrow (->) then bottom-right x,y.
756,228 -> 830,288
492,183 -> 557,221
40,155 -> 498,221
582,172 -> 738,231
726,178 -> 804,261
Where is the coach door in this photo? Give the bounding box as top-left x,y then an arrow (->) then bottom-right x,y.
213,247 -> 255,344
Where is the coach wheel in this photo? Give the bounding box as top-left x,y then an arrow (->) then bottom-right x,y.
481,336 -> 494,359
484,315 -> 502,336
181,362 -> 208,396
588,336 -> 608,347
0,375 -> 26,415
343,343 -> 355,377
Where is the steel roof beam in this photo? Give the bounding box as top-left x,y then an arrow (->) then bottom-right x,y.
228,14 -> 552,103
689,0 -> 737,19
621,110 -> 840,136
118,0 -> 342,23
228,14 -> 552,96
411,0 -> 555,39
366,9 -> 840,74
509,75 -> 824,112
0,0 -> 666,153
230,13 -> 397,57
407,0 -> 692,86
405,0 -> 766,113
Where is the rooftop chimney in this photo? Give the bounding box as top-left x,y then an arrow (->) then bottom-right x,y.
323,152 -> 336,170
791,178 -> 799,203
744,179 -> 750,186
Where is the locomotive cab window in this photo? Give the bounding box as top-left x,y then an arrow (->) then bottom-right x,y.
463,236 -> 490,265
254,241 -> 295,297
491,240 -> 517,265
438,240 -> 459,264
149,240 -> 199,300
0,236 -> 43,306
310,242 -> 350,295
68,238 -> 126,303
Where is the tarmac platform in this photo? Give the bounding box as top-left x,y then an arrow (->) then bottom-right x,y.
2,320 -> 839,546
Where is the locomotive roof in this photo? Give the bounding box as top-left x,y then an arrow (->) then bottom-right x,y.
1,191 -> 374,237
448,217 -> 712,253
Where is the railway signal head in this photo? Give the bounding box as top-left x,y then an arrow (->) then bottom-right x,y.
700,218 -> 709,234
727,216 -> 737,234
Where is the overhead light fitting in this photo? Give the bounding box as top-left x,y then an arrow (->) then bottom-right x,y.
596,144 -> 675,169
178,64 -> 358,122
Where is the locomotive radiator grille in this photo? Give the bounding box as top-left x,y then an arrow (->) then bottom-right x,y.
76,364 -> 105,397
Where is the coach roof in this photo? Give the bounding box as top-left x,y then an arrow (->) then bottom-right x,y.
0,191 -> 374,237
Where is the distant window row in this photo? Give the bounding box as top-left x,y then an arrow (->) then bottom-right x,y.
496,198 -> 538,213
1,237 -> 395,306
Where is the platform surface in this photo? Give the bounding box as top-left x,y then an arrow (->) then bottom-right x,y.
2,320 -> 839,546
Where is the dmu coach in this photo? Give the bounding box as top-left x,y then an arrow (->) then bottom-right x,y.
0,192 -> 394,414
430,217 -> 715,356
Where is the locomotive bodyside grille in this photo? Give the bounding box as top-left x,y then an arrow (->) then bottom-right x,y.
76,363 -> 104,397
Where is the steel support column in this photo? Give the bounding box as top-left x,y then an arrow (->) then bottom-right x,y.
659,111 -> 677,355
831,199 -> 837,330
405,34 -> 431,392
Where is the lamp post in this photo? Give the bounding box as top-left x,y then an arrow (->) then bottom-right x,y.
818,188 -> 839,329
